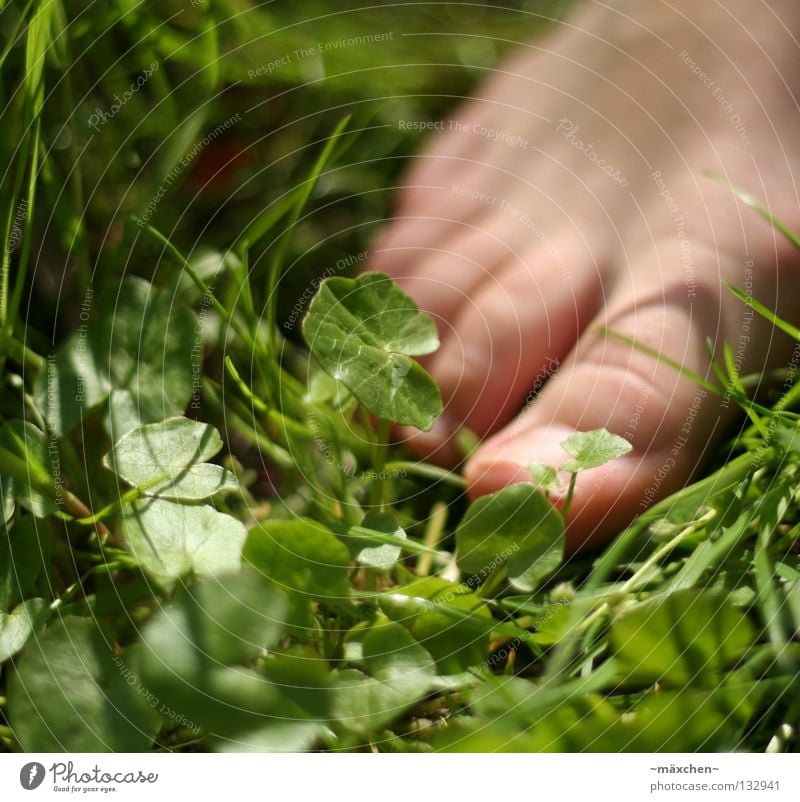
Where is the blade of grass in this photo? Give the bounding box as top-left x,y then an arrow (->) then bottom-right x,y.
727,284 -> 800,342
600,325 -> 721,394
232,183 -> 310,255
720,339 -> 768,434
327,521 -> 443,558
7,116 -> 42,334
23,0 -> 52,119
264,115 -> 351,355
417,501 -> 448,577
198,8 -> 220,95
603,326 -> 795,421
543,452 -> 757,682
0,0 -> 38,72
135,218 -> 258,353
753,482 -> 794,675
0,116 -> 37,332
713,175 -> 800,251
666,498 -> 754,592
382,460 -> 468,489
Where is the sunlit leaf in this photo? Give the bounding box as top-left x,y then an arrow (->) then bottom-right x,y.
334,621 -> 435,733
105,417 -> 238,500
560,428 -> 632,473
303,272 -> 442,430
122,497 -> 246,582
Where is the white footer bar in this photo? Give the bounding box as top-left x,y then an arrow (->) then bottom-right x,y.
1,753 -> 796,801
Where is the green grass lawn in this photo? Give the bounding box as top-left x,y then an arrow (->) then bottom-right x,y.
0,0 -> 799,753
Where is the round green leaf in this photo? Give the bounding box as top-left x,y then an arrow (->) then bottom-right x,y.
560,427 -> 632,473
529,463 -> 560,493
354,512 -> 407,570
122,498 -> 246,582
216,721 -> 327,753
302,272 -> 442,430
438,682 -> 759,752
139,572 -> 288,738
382,577 -> 494,674
104,389 -> 146,441
244,518 -> 351,604
105,417 -> 238,500
0,598 -> 47,662
456,484 -> 564,592
610,589 -> 756,685
35,277 -> 197,436
8,617 -> 160,751
140,571 -> 332,749
333,622 -> 435,734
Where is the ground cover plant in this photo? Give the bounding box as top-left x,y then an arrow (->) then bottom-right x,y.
1,0 -> 799,753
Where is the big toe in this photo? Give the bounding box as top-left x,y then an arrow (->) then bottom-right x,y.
465,281 -> 741,550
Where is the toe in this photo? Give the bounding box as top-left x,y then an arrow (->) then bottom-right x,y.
465,282 -> 725,550
401,239 -> 602,461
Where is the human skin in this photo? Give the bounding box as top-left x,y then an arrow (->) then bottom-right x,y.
370,0 -> 800,549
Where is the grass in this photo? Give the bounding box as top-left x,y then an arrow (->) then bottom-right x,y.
0,0 -> 799,754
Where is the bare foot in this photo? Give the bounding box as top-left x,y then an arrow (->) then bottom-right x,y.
371,0 -> 800,548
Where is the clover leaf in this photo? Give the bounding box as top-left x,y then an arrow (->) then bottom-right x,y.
456,483 -> 564,592
302,272 -> 442,430
121,497 -> 246,583
34,277 -> 196,436
560,428 -> 632,473
8,617 -> 160,751
104,417 -> 238,500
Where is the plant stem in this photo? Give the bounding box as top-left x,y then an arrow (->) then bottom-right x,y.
620,509 -> 716,595
417,501 -> 447,577
0,444 -> 109,537
264,116 -> 350,356
477,564 -> 508,599
326,520 -> 442,557
545,508 -> 717,681
382,460 -> 468,489
0,330 -> 44,371
561,471 -> 578,520
75,475 -> 167,525
369,418 -> 391,510
137,220 -> 264,359
576,510 -> 716,636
